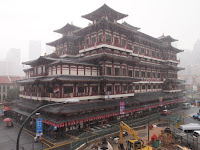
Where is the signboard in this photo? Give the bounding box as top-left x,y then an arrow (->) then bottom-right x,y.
159,97 -> 163,106
120,101 -> 125,115
36,118 -> 43,136
53,126 -> 57,130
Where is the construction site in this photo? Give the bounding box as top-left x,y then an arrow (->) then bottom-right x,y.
81,114 -> 199,150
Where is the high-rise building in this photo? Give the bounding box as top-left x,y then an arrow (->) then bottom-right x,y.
29,40 -> 41,60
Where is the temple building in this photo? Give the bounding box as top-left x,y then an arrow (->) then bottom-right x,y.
12,4 -> 184,139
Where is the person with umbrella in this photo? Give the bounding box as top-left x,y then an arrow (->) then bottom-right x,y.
3,118 -> 13,127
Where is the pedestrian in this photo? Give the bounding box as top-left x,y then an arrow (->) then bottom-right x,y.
34,136 -> 38,142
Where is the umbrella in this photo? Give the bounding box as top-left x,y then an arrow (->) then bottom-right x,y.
3,118 -> 12,122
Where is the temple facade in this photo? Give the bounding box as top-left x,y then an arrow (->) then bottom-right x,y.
13,4 -> 184,139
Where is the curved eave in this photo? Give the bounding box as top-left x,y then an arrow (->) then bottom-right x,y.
171,47 -> 184,53
53,23 -> 81,35
22,56 -> 59,66
158,35 -> 178,42
81,4 -> 128,21
48,60 -> 98,67
46,36 -> 76,47
164,79 -> 184,83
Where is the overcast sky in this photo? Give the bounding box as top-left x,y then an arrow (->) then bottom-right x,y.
0,0 -> 200,62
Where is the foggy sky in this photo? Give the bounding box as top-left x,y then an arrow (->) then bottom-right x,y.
0,0 -> 200,62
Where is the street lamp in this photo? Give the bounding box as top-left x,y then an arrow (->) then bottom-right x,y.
16,99 -> 79,150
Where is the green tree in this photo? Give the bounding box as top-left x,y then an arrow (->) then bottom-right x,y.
7,88 -> 20,101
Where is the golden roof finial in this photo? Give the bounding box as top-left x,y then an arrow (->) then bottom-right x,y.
53,50 -> 56,53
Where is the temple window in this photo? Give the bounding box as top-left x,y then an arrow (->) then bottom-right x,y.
127,43 -> 132,49
142,85 -> 146,90
157,73 -> 160,78
141,71 -> 145,77
128,86 -> 133,91
78,87 -> 84,93
153,72 -> 156,78
148,85 -> 151,89
91,37 -> 96,45
86,38 -> 89,47
114,37 -> 119,44
64,87 -> 73,93
135,85 -> 139,90
121,39 -> 126,47
98,34 -> 102,42
123,86 -> 127,91
106,34 -> 111,43
141,48 -> 145,54
47,87 -> 53,93
157,52 -> 160,58
106,67 -> 112,75
128,70 -> 132,77
115,68 -> 120,76
59,48 -> 63,55
37,67 -> 42,74
158,85 -> 161,89
107,86 -> 112,92
147,72 -> 151,78
135,71 -> 139,77
152,51 -> 155,57
122,68 -> 127,76
134,46 -> 139,53
153,85 -> 156,89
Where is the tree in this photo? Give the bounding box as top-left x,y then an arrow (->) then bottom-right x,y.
7,88 -> 20,101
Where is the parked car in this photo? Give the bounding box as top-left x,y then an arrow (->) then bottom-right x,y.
161,109 -> 172,115
193,114 -> 200,119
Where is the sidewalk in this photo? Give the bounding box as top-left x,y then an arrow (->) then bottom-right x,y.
0,119 -> 47,150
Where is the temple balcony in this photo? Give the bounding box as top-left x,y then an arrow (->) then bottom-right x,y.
163,89 -> 182,93
19,90 -> 135,102
79,41 -> 133,54
163,59 -> 180,64
30,73 -> 48,77
134,78 -> 163,83
131,52 -> 163,62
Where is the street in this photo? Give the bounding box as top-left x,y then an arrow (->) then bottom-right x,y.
0,119 -> 48,150
0,106 -> 199,150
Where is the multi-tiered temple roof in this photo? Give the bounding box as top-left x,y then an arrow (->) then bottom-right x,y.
82,4 -> 128,21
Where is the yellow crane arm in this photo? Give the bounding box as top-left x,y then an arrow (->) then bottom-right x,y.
119,121 -> 139,144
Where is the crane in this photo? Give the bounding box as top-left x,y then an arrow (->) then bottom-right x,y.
119,121 -> 153,150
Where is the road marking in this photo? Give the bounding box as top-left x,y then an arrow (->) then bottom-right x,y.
65,133 -> 79,139
13,124 -> 55,148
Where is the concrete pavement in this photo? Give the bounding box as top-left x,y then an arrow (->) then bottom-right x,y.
0,119 -> 48,150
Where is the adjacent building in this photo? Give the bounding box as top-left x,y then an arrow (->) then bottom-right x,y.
0,76 -> 23,101
14,4 -> 184,139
